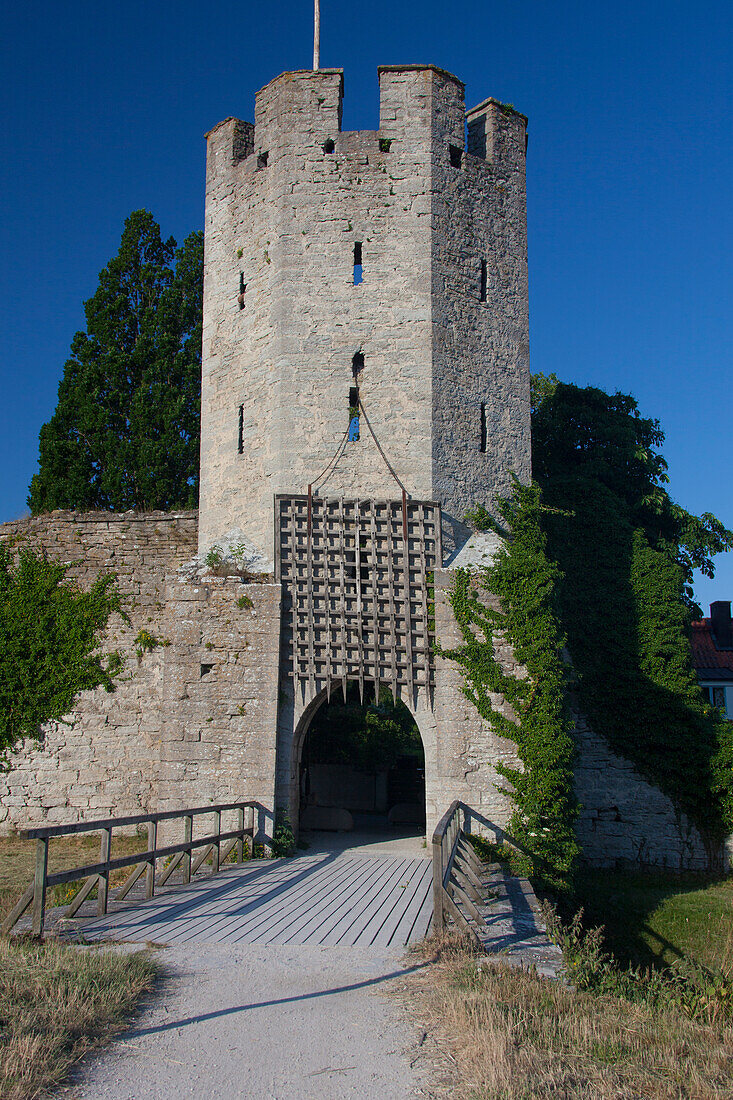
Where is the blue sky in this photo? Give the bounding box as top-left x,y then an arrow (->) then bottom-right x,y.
1,0 -> 731,610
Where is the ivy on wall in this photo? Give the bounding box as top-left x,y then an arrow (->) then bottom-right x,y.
0,546 -> 125,768
532,378 -> 733,848
440,481 -> 579,891
540,477 -> 733,845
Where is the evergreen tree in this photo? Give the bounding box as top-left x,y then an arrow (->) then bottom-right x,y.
28,211 -> 202,513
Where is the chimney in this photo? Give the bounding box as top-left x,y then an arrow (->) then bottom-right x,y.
710,601 -> 733,649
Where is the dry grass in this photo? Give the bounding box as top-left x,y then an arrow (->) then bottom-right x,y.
0,833 -> 148,923
0,936 -> 157,1100
403,933 -> 733,1099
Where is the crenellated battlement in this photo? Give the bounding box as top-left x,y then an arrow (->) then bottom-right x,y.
206,66 -> 526,180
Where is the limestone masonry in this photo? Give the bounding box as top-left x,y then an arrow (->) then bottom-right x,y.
199,66 -> 530,566
0,65 -> 713,868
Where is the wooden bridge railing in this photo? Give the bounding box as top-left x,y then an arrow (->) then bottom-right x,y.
2,800 -> 266,937
432,800 -> 490,941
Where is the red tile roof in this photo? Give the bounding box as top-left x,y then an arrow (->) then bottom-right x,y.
691,618 -> 733,679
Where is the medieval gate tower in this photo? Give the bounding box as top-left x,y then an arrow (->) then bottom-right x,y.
1,64 -> 711,868
199,65 -> 530,832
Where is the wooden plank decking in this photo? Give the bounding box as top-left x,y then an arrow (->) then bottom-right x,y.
76,852 -> 433,947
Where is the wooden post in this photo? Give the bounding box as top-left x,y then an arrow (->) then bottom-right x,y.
236,806 -> 244,863
182,815 -> 192,883
212,810 -> 221,874
256,803 -> 269,856
146,820 -> 157,899
97,827 -> 111,916
432,833 -> 445,932
32,837 -> 48,937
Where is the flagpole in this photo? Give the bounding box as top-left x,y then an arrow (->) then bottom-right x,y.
313,0 -> 320,70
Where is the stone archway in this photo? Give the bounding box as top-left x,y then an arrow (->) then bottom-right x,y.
298,685 -> 425,834
277,680 -> 438,837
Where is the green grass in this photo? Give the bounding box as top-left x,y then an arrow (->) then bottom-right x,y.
571,869 -> 733,973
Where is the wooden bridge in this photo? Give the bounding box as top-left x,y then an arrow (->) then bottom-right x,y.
2,800 -> 560,973
71,849 -> 433,946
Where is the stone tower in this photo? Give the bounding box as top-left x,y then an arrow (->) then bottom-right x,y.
199,65 -> 530,568
194,64 -> 532,832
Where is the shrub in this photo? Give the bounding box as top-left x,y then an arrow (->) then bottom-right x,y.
271,814 -> 296,858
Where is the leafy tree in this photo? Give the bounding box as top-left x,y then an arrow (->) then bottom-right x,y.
531,376 -> 733,844
0,546 -> 125,767
28,211 -> 203,513
531,376 -> 733,615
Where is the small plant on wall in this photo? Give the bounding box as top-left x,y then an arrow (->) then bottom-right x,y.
134,629 -> 169,659
203,543 -> 269,583
205,545 -> 224,569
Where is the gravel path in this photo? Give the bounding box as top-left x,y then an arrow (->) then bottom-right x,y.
68,944 -> 433,1099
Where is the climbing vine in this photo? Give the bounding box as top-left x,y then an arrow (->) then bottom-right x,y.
540,477 -> 733,843
532,377 -> 733,845
441,481 -> 579,891
0,545 -> 126,768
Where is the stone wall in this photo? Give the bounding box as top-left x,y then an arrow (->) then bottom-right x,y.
0,509 -> 719,867
573,706 -> 711,870
0,511 -> 280,836
431,92 -> 531,556
0,508 -> 199,594
430,570 -> 522,832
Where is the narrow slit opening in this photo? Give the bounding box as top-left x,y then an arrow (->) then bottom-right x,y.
353,242 -> 363,285
480,403 -> 487,453
238,273 -> 246,310
480,260 -> 487,302
348,385 -> 360,441
238,405 -> 244,454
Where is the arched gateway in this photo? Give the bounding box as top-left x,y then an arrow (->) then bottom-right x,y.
289,681 -> 429,835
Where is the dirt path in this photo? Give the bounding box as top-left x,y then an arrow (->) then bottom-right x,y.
68,944 -> 434,1099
